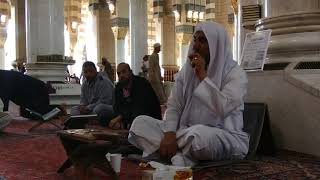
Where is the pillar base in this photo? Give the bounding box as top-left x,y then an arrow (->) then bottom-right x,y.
255,11 -> 320,64
26,61 -> 74,82
25,60 -> 80,110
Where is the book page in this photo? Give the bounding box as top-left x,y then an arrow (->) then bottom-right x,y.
43,107 -> 61,121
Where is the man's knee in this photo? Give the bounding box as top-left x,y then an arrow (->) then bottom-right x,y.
187,126 -> 227,160
93,104 -> 114,126
93,104 -> 113,115
130,115 -> 150,130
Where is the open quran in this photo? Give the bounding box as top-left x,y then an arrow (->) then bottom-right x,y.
26,107 -> 61,121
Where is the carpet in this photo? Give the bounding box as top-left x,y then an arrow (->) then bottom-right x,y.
1,119 -> 320,180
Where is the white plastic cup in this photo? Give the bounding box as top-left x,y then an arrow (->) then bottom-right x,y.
106,153 -> 122,173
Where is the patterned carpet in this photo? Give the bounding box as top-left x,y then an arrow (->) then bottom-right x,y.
0,119 -> 320,180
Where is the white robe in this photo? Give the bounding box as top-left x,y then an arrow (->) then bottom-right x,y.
128,65 -> 249,165
129,22 -> 249,166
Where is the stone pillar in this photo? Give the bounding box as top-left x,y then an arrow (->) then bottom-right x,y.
64,0 -> 81,57
24,0 -> 80,111
0,0 -> 10,69
129,0 -> 148,75
14,0 -> 26,62
205,0 -> 215,21
0,30 -> 6,69
154,0 -> 179,82
265,0 -> 320,17
256,1 -> 320,63
245,0 -> 320,156
0,48 -> 4,69
111,19 -> 129,64
89,1 -> 115,72
159,16 -> 179,82
25,0 -> 74,82
176,32 -> 192,67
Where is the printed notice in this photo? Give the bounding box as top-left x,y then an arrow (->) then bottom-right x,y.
240,30 -> 272,71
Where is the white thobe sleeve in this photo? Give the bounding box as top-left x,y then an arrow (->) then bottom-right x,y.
193,67 -> 247,119
163,76 -> 185,132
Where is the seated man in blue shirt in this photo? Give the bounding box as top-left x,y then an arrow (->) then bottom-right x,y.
70,61 -> 114,126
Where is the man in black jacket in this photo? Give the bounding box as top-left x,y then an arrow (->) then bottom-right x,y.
109,63 -> 162,129
0,70 -> 51,115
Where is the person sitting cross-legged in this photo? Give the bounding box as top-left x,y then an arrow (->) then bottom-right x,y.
108,62 -> 162,130
128,22 -> 249,167
70,61 -> 114,127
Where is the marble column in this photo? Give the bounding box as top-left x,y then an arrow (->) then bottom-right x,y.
24,0 -> 80,111
0,28 -> 6,69
256,1 -> 320,63
176,25 -> 194,63
176,32 -> 192,67
25,0 -> 74,82
180,43 -> 190,66
0,0 -> 10,69
111,19 -> 129,64
89,1 -> 115,72
159,16 -> 179,82
0,48 -> 4,69
264,0 -> 320,17
245,0 -> 320,157
129,0 -> 148,75
64,0 -> 81,57
13,0 -> 26,62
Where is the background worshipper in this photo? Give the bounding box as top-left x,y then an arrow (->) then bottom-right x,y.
148,43 -> 167,104
140,54 -> 149,78
0,69 -> 53,116
11,59 -> 26,74
100,57 -> 114,83
70,61 -> 114,126
128,22 -> 249,166
108,63 -> 162,130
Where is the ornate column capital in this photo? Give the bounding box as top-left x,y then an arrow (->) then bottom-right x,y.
111,26 -> 128,40
175,24 -> 194,33
111,17 -> 129,28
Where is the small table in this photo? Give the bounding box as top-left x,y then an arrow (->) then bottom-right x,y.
57,129 -> 126,174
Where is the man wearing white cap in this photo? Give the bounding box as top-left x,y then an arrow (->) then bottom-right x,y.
148,43 -> 167,104
128,22 -> 249,166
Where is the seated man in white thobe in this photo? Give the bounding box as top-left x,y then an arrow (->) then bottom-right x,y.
128,21 -> 249,166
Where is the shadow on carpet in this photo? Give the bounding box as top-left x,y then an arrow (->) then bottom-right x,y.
0,119 -> 320,180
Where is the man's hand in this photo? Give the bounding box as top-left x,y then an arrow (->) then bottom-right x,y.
189,53 -> 207,81
159,132 -> 178,160
79,105 -> 90,115
108,115 -> 123,130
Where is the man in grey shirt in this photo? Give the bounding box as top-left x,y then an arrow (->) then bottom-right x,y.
70,61 -> 114,126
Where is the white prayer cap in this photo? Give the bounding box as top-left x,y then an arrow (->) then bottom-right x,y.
153,43 -> 161,48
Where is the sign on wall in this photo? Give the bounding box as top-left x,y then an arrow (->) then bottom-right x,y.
240,30 -> 272,71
